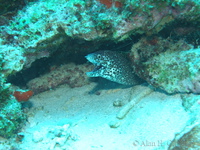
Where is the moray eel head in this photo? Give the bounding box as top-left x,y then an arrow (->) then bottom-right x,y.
85,51 -> 108,77
85,50 -> 140,85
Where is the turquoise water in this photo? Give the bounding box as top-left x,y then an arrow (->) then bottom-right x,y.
0,0 -> 200,149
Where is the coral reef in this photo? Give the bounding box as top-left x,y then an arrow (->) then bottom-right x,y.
1,0 -> 199,76
129,37 -> 192,65
0,0 -> 199,95
27,63 -> 93,94
129,37 -> 200,94
0,54 -> 10,103
0,53 -> 25,138
0,98 -> 25,138
135,47 -> 200,93
0,44 -> 25,139
0,79 -> 10,103
0,45 -> 25,76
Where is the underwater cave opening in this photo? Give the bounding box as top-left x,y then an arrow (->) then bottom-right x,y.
7,35 -> 140,89
7,52 -> 87,88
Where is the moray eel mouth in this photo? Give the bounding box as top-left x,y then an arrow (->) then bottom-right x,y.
85,54 -> 103,77
86,63 -> 103,77
91,64 -> 102,72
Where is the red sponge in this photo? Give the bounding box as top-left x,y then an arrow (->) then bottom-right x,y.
13,90 -> 33,102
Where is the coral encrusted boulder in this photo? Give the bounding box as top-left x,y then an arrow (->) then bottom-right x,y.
135,48 -> 200,94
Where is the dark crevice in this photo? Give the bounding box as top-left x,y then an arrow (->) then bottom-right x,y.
158,19 -> 200,47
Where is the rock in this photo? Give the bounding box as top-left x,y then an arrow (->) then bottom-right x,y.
32,131 -> 44,143
129,37 -> 192,65
169,124 -> 200,150
135,48 -> 200,94
27,63 -> 93,94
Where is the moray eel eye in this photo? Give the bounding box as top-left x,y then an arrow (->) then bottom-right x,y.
97,54 -> 101,59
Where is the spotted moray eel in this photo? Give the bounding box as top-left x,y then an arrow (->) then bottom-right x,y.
85,50 -> 140,85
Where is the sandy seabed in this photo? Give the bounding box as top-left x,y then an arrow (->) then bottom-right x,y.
1,82 -> 189,150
